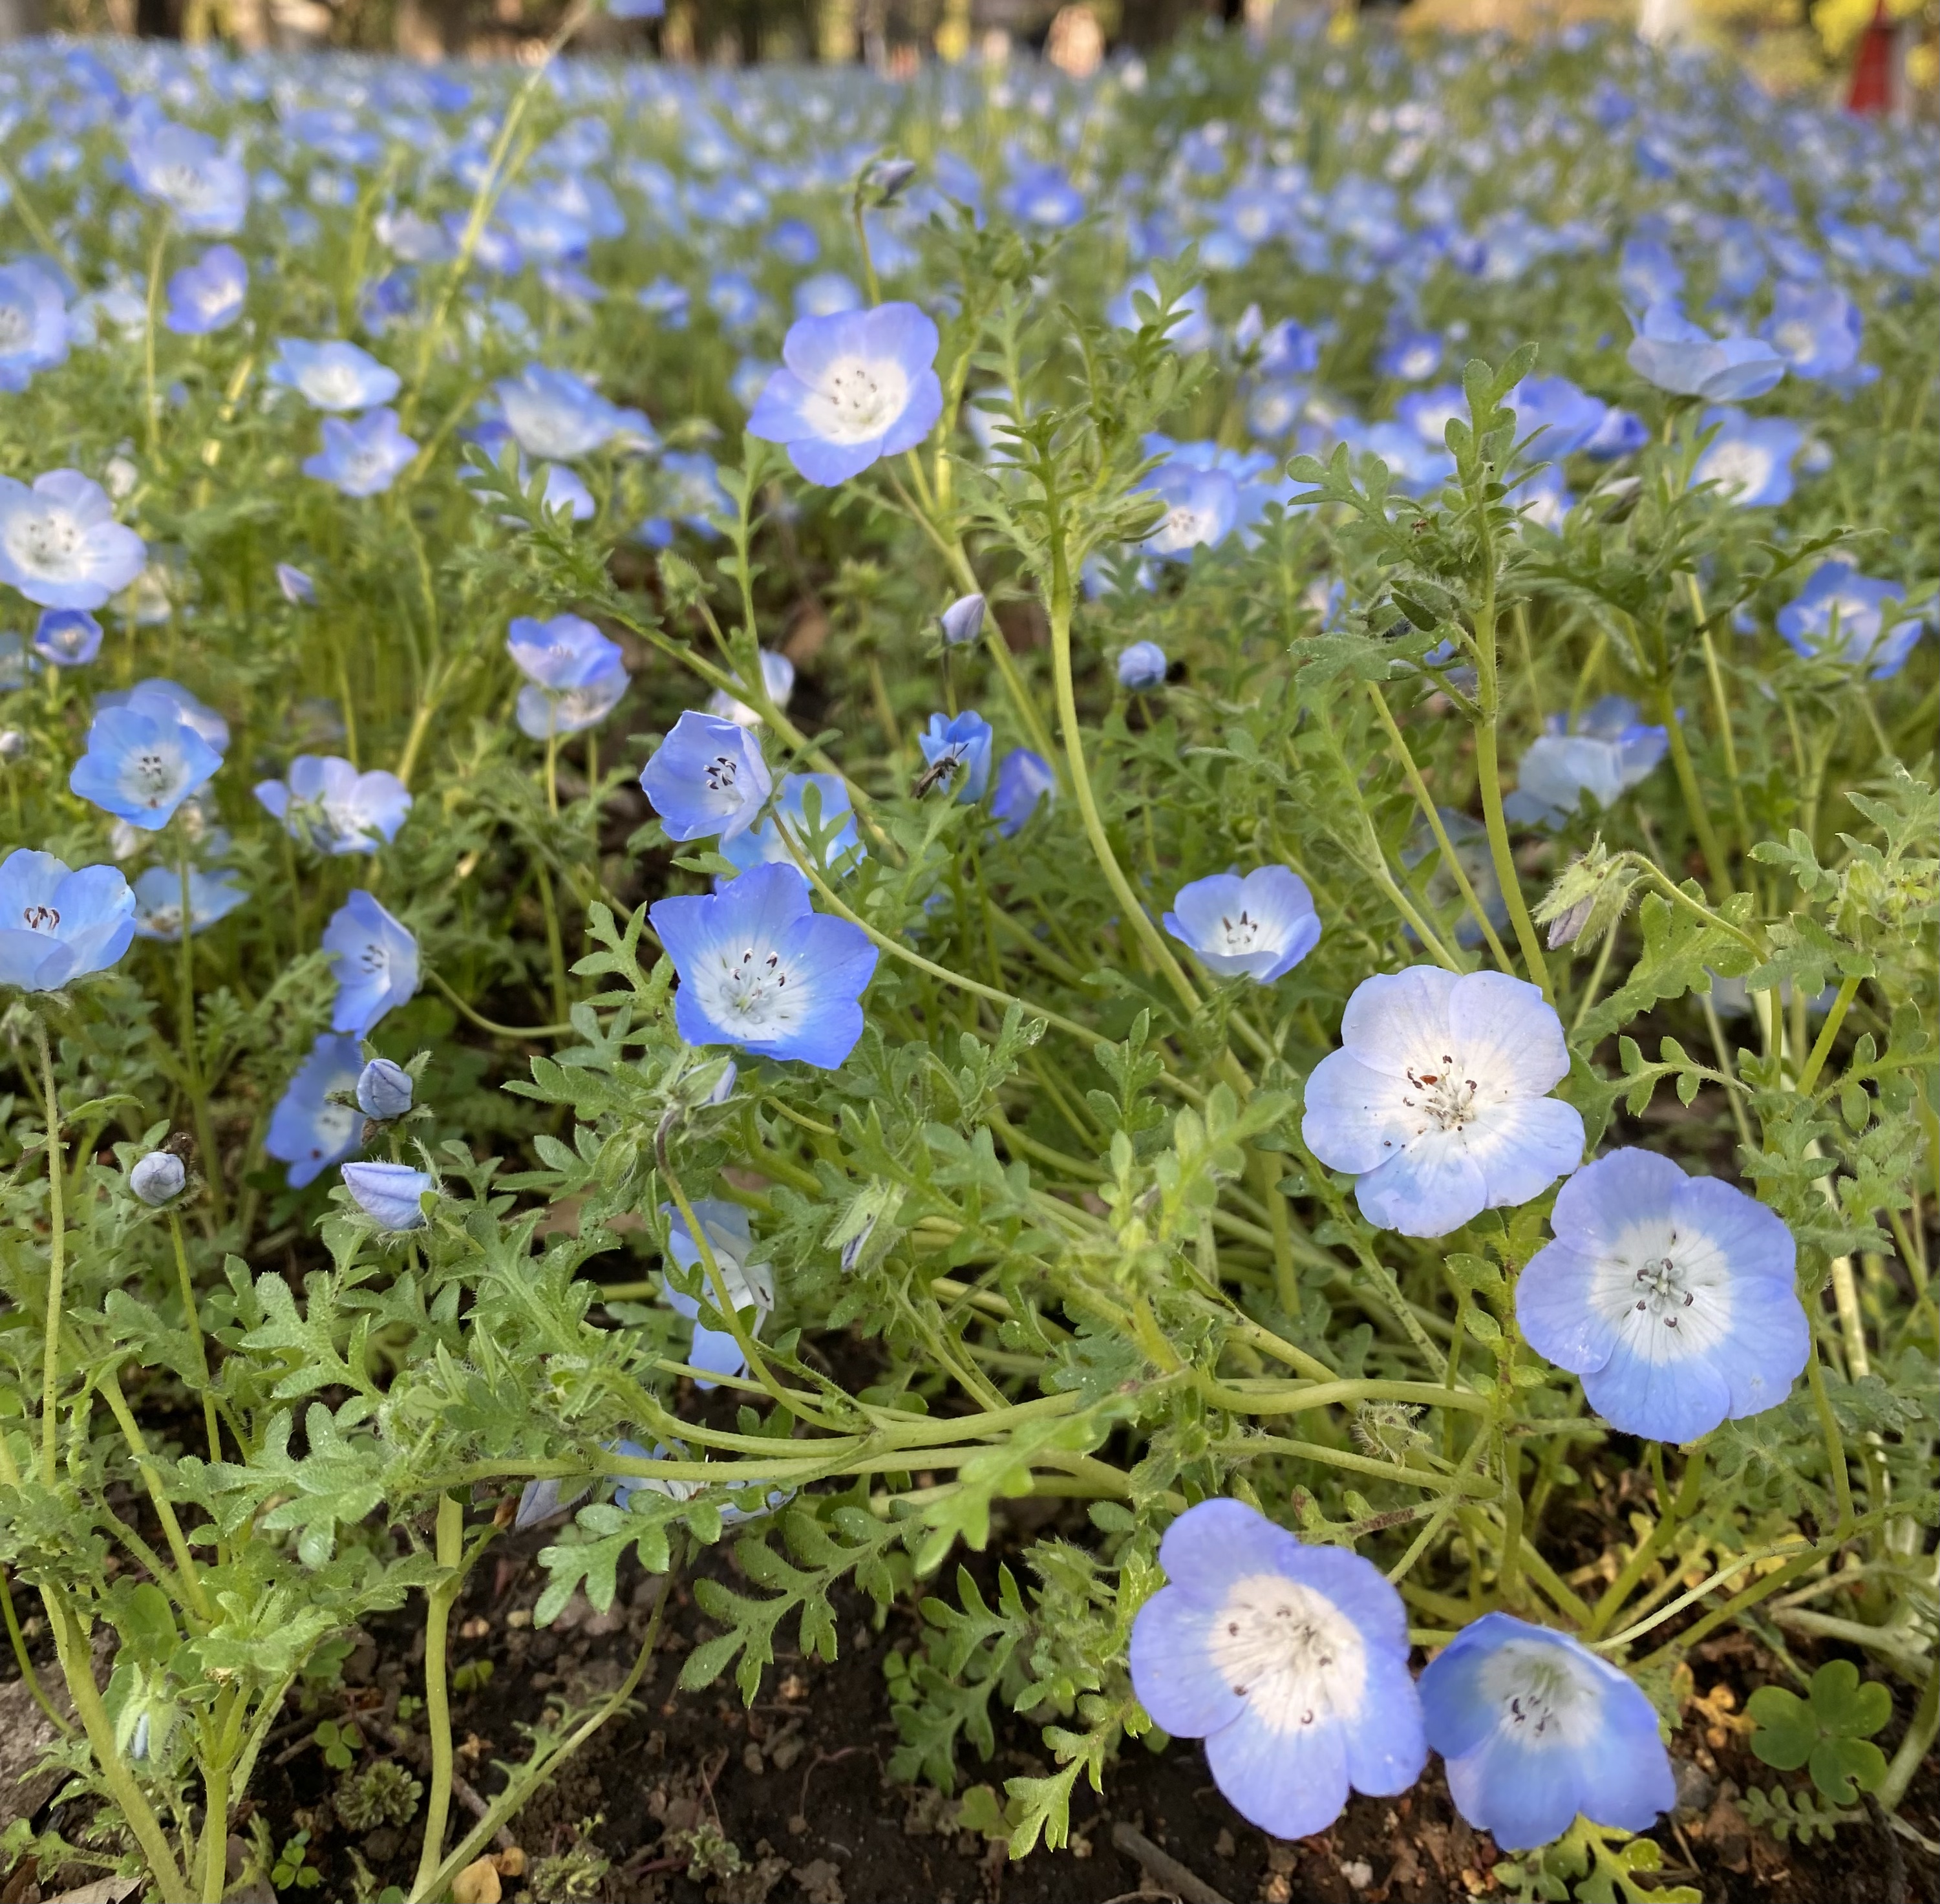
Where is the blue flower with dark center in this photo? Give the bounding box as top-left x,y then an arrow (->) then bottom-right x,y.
1164,868 -> 1321,985
165,245 -> 248,336
1139,465 -> 1240,561
270,339 -> 402,412
70,683 -> 224,832
265,1032 -> 363,1188
321,890 -> 418,1034
131,864 -> 248,940
0,469 -> 147,610
506,614 -> 629,739
0,848 -> 136,992
255,755 -> 412,854
639,710 -> 773,842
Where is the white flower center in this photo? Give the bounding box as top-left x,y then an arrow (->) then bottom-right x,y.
126,747 -> 186,808
307,1098 -> 357,1160
8,509 -> 85,581
1398,1050 -> 1480,1133
1590,1215 -> 1736,1364
1774,319 -> 1817,361
697,939 -> 804,1038
1205,1574 -> 1367,1736
1700,441 -> 1773,499
1215,909 -> 1264,955
306,363 -> 365,408
1475,1640 -> 1603,1749
1164,504 -> 1214,543
0,305 -> 30,351
809,354 -> 908,444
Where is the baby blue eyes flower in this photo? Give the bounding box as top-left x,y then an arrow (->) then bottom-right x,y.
303,408 -> 418,498
1625,301 -> 1786,401
1420,1613 -> 1674,1851
0,469 -> 147,610
70,684 -> 225,832
1504,696 -> 1668,829
992,749 -> 1055,838
637,451 -> 731,546
266,1032 -> 363,1187
708,649 -> 796,728
641,711 -> 773,843
341,1160 -> 432,1232
0,259 -> 70,390
649,861 -> 877,1070
124,122 -> 250,235
1139,465 -> 1240,561
794,270 -> 864,321
33,609 -> 103,667
1116,641 -> 1168,690
1691,408 -> 1804,509
356,1058 -> 414,1120
277,563 -> 316,605
164,244 -> 248,336
1516,1147 -> 1807,1443
494,363 -> 622,460
720,773 -> 862,878
748,303 -> 944,486
0,848 -> 136,992
255,755 -> 412,854
661,1197 -> 774,1387
1164,868 -> 1321,985
1303,967 -> 1585,1240
505,614 -> 630,738
918,710 -> 994,803
998,162 -> 1085,230
1763,279 -> 1864,381
939,592 -> 986,647
1128,1499 -> 1425,1841
130,1151 -> 187,1206
131,864 -> 248,940
270,339 -> 403,412
1776,561 -> 1921,678
321,890 -> 419,1034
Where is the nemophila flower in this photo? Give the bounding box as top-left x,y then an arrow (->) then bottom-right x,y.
1140,465 -> 1240,560
266,1032 -> 363,1187
1763,279 -> 1864,381
69,686 -> 224,831
1776,561 -> 1921,678
649,861 -> 877,1069
33,608 -> 102,666
0,259 -> 69,390
303,409 -> 418,497
1510,375 -> 1607,460
124,123 -> 249,234
255,755 -> 412,854
1504,697 -> 1668,829
662,1197 -> 775,1387
322,890 -> 418,1034
1128,1498 -> 1424,1840
939,592 -> 986,648
164,244 -> 247,336
1247,381 -> 1306,440
277,563 -> 316,605
131,864 -> 248,940
1420,1614 -> 1674,1850
918,710 -> 994,803
270,339 -> 402,412
794,270 -> 864,321
1625,301 -> 1785,401
356,1057 -> 414,1120
1517,1148 -> 1807,1442
992,749 -> 1055,837
506,613 -> 630,739
1303,967 -> 1584,1239
748,303 -> 944,486
708,649 -> 796,728
1691,408 -> 1803,509
0,849 -> 136,992
130,1151 -> 186,1206
494,363 -> 621,460
721,773 -> 862,879
639,710 -> 773,842
1117,641 -> 1168,690
98,678 -> 229,751
0,469 -> 147,610
1165,868 -> 1321,984
998,162 -> 1085,230
637,452 -> 730,546
341,1160 -> 432,1232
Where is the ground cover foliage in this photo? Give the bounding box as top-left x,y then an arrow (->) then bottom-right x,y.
0,16 -> 1935,1903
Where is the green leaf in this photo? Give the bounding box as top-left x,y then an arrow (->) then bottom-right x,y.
1748,1660 -> 1892,1802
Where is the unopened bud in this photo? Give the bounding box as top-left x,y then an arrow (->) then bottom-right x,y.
939,592 -> 986,647
356,1057 -> 414,1120
1534,837 -> 1638,952
862,156 -> 917,204
131,1151 -> 187,1206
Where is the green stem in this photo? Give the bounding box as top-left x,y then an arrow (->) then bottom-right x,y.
178,851 -> 229,1226
1472,710 -> 1552,998
1795,973 -> 1862,1097
169,1212 -> 223,1464
425,968 -> 571,1040
1,1563 -> 72,1736
143,217 -> 170,461
1658,671 -> 1732,902
1878,1658 -> 1940,1812
98,1373 -> 213,1623
34,1017 -> 64,1486
533,860 -> 570,1027
411,1493 -> 465,1903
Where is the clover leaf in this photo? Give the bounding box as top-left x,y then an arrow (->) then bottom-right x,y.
1747,1659 -> 1892,1804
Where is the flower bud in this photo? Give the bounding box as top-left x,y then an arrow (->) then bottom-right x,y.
131,1151 -> 186,1206
356,1057 -> 414,1120
0,730 -> 26,763
341,1160 -> 432,1232
1533,837 -> 1639,952
939,592 -> 986,647
862,156 -> 917,204
1116,640 -> 1169,690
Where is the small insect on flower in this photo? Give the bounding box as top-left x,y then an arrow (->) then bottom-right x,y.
1516,1148 -> 1807,1443
1129,1498 -> 1425,1840
0,469 -> 147,610
1420,1612 -> 1674,1850
661,1198 -> 776,1387
915,711 -> 994,804
639,710 -> 774,842
321,890 -> 419,1035
130,1151 -> 187,1206
69,681 -> 226,833
0,848 -> 136,992
340,1160 -> 432,1232
266,1033 -> 364,1188
1301,967 -> 1584,1239
1164,867 -> 1320,984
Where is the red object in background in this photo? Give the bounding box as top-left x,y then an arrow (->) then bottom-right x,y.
1848,1 -> 1899,113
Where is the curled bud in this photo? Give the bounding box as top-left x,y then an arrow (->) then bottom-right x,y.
341,1160 -> 432,1232
1533,837 -> 1639,952
939,592 -> 986,647
131,1151 -> 187,1206
356,1057 -> 414,1120
862,156 -> 917,204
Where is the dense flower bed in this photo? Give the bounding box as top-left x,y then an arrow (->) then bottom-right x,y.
0,19 -> 1934,1903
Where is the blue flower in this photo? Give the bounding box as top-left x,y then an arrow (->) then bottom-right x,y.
0,849 -> 136,992
1510,376 -> 1608,460
1691,408 -> 1803,508
1378,328 -> 1443,382
1257,317 -> 1321,378
96,678 -> 229,751
124,123 -> 250,234
1128,1499 -> 1424,1840
793,270 -> 864,321
661,1197 -> 774,1387
1625,301 -> 1786,401
321,890 -> 418,1034
749,303 -> 944,486
493,363 -> 623,460
33,609 -> 102,667
1117,641 -> 1168,690
637,451 -> 731,546
303,409 -> 418,497
0,260 -> 69,391
266,1032 -> 364,1187
1420,1613 -> 1674,1850
256,755 -> 412,855
341,1160 -> 432,1232
69,685 -> 224,832
0,469 -> 147,610
1139,465 -> 1240,561
939,592 -> 986,647
356,1057 -> 414,1120
164,244 -> 247,336
992,749 -> 1055,837
1617,234 -> 1683,309
918,711 -> 994,803
649,861 -> 877,1069
1504,697 -> 1668,829
1764,279 -> 1864,381
720,773 -> 863,879
1517,1148 -> 1807,1442
1164,868 -> 1321,985
131,864 -> 248,940
506,614 -> 630,738
708,650 -> 796,727
1776,561 -> 1922,678
997,163 -> 1085,230
270,339 -> 402,412
277,563 -> 316,604
1303,968 -> 1584,1239
639,710 -> 773,843
1108,275 -> 1213,353
130,1151 -> 186,1206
